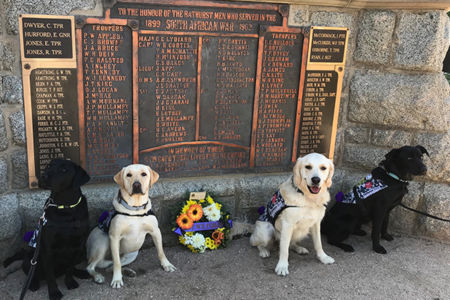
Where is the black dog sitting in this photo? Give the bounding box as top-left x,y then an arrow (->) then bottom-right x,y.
322,145 -> 429,254
3,159 -> 91,300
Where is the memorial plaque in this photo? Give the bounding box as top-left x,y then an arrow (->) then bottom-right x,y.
298,70 -> 338,156
21,17 -> 74,59
254,30 -> 302,168
309,28 -> 347,63
19,15 -> 77,187
20,2 -> 349,187
30,68 -> 80,176
298,26 -> 349,158
81,24 -> 133,180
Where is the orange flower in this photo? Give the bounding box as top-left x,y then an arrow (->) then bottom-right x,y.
187,204 -> 203,222
176,214 -> 193,230
212,230 -> 224,242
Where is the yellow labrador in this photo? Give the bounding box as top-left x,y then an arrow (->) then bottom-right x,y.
250,153 -> 335,276
86,164 -> 176,288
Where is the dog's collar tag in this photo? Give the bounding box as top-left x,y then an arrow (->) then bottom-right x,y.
291,176 -> 304,194
118,191 -> 149,211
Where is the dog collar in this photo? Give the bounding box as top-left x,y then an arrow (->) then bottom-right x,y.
378,164 -> 409,183
46,196 -> 82,209
291,176 -> 304,194
387,172 -> 409,183
118,191 -> 149,211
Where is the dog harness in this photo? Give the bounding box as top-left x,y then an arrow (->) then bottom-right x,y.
98,193 -> 155,233
25,196 -> 83,248
337,174 -> 389,204
258,177 -> 303,225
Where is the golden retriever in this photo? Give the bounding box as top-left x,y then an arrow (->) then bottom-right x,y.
250,153 -> 335,276
86,164 -> 176,288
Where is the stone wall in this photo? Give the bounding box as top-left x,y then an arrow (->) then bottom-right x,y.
0,0 -> 449,262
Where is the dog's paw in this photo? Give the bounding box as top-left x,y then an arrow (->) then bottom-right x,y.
257,245 -> 270,258
292,246 -> 309,255
162,261 -> 177,272
381,233 -> 394,241
93,273 -> 105,284
373,245 -> 387,254
49,288 -> 63,300
340,243 -> 355,252
111,273 -> 123,288
64,276 -> 79,290
353,229 -> 367,236
275,261 -> 289,276
317,253 -> 335,265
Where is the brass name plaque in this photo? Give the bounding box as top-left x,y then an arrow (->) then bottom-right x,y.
20,1 -> 348,187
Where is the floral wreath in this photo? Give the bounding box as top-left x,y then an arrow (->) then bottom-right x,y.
172,192 -> 232,253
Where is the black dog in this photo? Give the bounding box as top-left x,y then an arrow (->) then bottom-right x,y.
322,145 -> 428,254
3,159 -> 91,299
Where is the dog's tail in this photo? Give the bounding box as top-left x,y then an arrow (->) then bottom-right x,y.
3,248 -> 26,268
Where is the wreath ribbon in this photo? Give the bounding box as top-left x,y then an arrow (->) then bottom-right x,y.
174,219 -> 232,235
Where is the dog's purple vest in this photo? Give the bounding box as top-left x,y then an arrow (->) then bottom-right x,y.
338,174 -> 389,204
258,190 -> 293,225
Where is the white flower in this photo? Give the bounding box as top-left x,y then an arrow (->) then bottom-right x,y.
183,234 -> 193,245
191,233 -> 205,249
208,210 -> 220,221
203,204 -> 221,221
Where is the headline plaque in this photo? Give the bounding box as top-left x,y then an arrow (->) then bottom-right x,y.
20,1 -> 348,187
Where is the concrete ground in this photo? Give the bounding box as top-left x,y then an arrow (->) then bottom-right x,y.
1,233 -> 449,300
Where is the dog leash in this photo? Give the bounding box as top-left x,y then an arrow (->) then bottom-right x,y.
19,215 -> 44,300
400,203 -> 450,222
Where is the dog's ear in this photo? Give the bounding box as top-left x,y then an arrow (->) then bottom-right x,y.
114,168 -> 124,186
293,156 -> 304,187
415,145 -> 429,157
73,164 -> 90,188
325,159 -> 335,188
148,166 -> 159,188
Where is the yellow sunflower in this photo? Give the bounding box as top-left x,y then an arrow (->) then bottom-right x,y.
187,204 -> 203,222
176,214 -> 193,230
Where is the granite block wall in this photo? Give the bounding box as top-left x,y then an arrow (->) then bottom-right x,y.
0,1 -> 448,262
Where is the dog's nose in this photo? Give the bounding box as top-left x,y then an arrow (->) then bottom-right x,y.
132,181 -> 142,194
311,177 -> 321,185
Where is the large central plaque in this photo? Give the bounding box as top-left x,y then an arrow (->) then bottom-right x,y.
20,1 -> 348,186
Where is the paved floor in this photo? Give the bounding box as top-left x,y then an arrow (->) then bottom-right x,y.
1,234 -> 449,299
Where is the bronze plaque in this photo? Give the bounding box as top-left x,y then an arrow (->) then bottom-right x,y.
20,2 -> 348,186
21,17 -> 74,59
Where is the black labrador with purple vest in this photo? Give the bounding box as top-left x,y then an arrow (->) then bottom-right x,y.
3,159 -> 90,300
322,145 -> 428,254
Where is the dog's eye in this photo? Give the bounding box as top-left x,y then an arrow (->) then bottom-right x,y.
320,166 -> 327,171
407,157 -> 413,160
60,168 -> 67,173
305,165 -> 312,170
141,172 -> 147,176
126,173 -> 132,177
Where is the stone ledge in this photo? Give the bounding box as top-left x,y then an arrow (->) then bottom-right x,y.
2,168 -> 447,261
